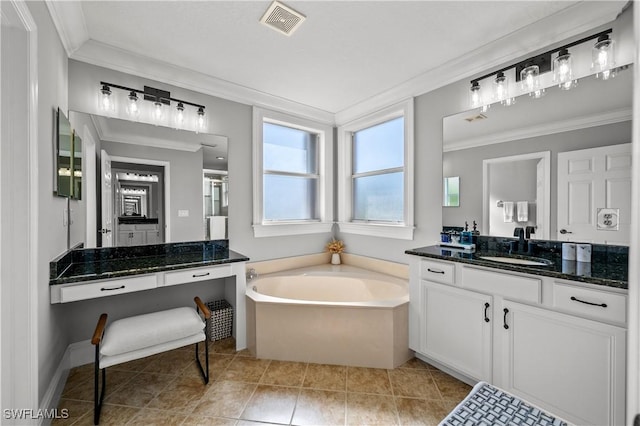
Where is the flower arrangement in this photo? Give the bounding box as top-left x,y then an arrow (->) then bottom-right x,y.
326,239 -> 345,254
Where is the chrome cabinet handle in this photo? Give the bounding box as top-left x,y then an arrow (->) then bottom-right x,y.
193,272 -> 211,278
484,303 -> 490,323
427,268 -> 445,274
503,308 -> 510,329
570,296 -> 607,308
101,285 -> 125,291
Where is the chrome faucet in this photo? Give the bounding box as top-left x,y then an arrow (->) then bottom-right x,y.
246,268 -> 258,281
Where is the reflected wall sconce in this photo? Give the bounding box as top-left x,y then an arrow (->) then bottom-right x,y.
98,81 -> 207,132
469,28 -> 614,110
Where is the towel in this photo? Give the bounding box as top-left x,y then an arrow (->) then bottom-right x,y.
517,201 -> 528,222
503,201 -> 514,223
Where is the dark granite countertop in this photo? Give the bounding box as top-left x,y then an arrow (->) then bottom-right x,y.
405,237 -> 628,290
50,240 -> 249,285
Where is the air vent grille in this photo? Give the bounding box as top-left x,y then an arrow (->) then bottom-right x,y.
464,113 -> 488,123
260,1 -> 306,36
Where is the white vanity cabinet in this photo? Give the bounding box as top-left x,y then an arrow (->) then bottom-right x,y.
500,300 -> 626,426
408,256 -> 627,426
118,223 -> 160,246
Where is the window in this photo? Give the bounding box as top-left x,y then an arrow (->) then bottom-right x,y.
253,108 -> 333,237
337,99 -> 414,239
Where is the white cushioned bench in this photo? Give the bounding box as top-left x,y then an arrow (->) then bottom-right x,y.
91,297 -> 211,425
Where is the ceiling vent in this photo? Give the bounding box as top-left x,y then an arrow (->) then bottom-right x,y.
464,113 -> 488,123
260,1 -> 306,36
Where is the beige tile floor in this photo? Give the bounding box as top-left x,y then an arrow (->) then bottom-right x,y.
55,338 -> 471,426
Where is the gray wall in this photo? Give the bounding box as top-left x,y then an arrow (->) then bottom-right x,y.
443,121 -> 632,237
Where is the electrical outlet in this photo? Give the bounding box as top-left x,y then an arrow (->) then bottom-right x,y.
596,208 -> 619,230
178,209 -> 189,217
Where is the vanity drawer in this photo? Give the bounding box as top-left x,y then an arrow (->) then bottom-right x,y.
59,275 -> 157,303
135,224 -> 158,231
462,267 -> 541,303
553,282 -> 627,324
420,259 -> 455,285
164,264 -> 232,286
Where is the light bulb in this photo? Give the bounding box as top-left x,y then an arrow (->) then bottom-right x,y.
493,72 -> 513,106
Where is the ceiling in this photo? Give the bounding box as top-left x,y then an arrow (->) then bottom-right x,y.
49,1 -> 627,121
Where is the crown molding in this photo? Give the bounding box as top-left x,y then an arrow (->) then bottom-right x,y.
44,0 -> 88,56
334,1 -> 626,125
71,40 -> 335,125
444,108 -> 632,153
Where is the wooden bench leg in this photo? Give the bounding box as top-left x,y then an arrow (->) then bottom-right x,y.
94,344 -> 106,425
195,339 -> 209,384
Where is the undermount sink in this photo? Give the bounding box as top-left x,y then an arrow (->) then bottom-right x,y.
478,255 -> 552,267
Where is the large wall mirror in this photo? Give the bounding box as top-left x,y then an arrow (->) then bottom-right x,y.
443,65 -> 633,245
70,111 -> 228,248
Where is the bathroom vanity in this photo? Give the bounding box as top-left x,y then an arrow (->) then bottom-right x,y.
406,241 -> 627,426
49,240 -> 249,349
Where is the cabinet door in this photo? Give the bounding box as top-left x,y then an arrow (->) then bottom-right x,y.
420,280 -> 492,382
500,300 -> 626,426
130,230 -> 145,245
146,230 -> 160,245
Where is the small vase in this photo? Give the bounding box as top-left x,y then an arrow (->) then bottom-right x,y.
331,253 -> 341,265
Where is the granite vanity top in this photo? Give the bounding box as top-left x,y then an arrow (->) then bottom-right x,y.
406,238 -> 628,290
50,240 -> 249,285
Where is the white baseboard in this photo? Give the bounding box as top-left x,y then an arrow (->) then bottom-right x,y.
38,340 -> 93,425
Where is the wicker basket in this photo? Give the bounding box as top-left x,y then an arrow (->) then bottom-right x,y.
205,299 -> 233,341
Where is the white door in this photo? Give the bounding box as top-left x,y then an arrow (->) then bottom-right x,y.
500,301 -> 626,426
557,143 -> 632,244
535,158 -> 547,238
420,281 -> 492,382
100,150 -> 114,247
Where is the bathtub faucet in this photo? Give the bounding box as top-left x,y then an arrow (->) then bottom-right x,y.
246,268 -> 258,281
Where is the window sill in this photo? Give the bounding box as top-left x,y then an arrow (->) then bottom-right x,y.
338,222 -> 415,240
253,222 -> 333,238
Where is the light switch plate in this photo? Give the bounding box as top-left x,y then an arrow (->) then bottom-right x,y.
178,209 -> 189,217
597,208 -> 619,230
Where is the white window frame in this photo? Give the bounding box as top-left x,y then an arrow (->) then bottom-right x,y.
337,99 -> 414,240
252,107 -> 333,237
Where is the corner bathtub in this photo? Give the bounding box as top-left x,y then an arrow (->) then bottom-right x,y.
245,264 -> 411,369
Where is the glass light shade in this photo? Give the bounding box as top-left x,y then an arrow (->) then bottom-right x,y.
493,72 -> 513,106
126,92 -> 140,118
173,103 -> 185,129
195,107 -> 206,132
520,65 -> 545,98
469,82 -> 482,109
553,49 -> 577,90
99,85 -> 114,114
152,101 -> 164,124
592,35 -> 616,80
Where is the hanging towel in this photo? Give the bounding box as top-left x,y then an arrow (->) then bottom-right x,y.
517,201 -> 529,222
503,201 -> 514,223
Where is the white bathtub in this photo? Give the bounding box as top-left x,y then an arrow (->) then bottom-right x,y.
245,264 -> 411,369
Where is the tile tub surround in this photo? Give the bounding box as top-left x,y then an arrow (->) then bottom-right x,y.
50,240 -> 249,285
405,236 -> 628,289
55,338 -> 470,426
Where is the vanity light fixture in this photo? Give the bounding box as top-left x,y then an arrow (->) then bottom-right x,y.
469,28 -> 613,110
98,81 -> 206,132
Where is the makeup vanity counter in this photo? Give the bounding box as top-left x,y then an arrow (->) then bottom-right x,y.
405,239 -> 627,425
50,240 -> 249,347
